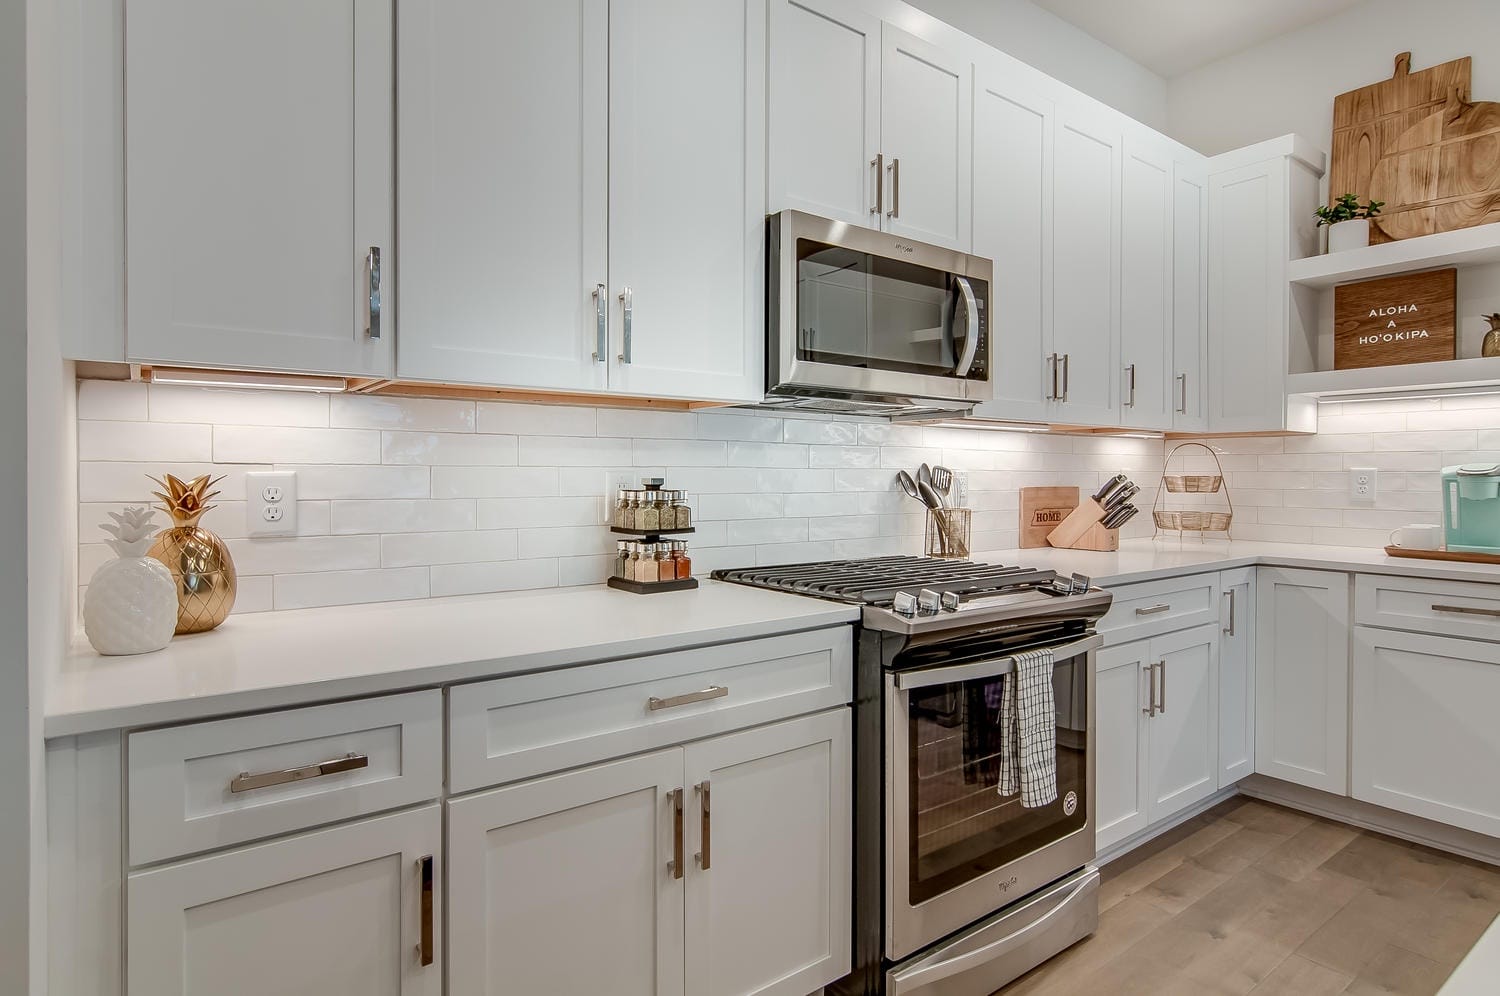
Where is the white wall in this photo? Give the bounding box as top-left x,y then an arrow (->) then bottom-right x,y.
1166,0 -> 1500,155
907,0 -> 1167,128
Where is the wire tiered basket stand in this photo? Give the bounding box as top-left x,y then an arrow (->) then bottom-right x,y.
1153,442 -> 1233,541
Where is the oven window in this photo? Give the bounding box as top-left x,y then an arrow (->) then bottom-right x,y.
906,657 -> 1088,905
795,238 -> 956,375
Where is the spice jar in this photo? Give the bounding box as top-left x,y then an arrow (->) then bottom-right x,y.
613,489 -> 629,529
672,541 -> 692,580
655,545 -> 672,581
615,541 -> 629,579
672,491 -> 692,529
638,490 -> 660,531
654,491 -> 672,530
635,544 -> 657,583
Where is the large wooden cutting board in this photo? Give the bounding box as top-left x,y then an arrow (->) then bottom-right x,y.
1331,52 -> 1472,245
1368,93 -> 1500,241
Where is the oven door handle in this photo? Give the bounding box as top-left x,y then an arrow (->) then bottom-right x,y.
892,633 -> 1102,691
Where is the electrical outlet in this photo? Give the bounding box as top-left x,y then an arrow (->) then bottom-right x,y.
247,471 -> 298,537
1349,467 -> 1378,503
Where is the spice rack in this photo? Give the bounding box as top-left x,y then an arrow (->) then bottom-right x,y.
607,479 -> 699,594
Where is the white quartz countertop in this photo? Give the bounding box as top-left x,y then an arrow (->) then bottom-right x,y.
968,538 -> 1500,588
47,580 -> 858,737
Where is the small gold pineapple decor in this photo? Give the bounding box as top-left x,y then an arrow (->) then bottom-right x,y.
148,473 -> 237,634
1484,314 -> 1500,358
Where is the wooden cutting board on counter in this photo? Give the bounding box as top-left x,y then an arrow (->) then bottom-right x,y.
1330,52 -> 1472,245
1019,487 -> 1078,549
1368,92 -> 1500,241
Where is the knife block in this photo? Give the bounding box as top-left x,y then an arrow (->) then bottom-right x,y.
1045,498 -> 1120,552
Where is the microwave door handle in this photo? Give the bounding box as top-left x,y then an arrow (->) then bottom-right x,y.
892,633 -> 1102,690
952,276 -> 980,377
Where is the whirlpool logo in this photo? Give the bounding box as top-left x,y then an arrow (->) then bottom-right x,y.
998,876 -> 1020,893
892,242 -> 916,254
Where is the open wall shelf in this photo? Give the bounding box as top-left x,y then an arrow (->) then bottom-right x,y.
1287,356 -> 1500,398
1287,222 -> 1500,289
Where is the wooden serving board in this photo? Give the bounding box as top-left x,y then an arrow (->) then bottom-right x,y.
1333,268 -> 1456,369
1331,52 -> 1472,245
1369,93 -> 1500,241
1385,545 -> 1500,565
1020,487 -> 1079,549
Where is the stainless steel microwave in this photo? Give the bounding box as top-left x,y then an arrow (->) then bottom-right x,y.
765,210 -> 993,417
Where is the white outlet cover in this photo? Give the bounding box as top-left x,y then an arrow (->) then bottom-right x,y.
1348,466 -> 1378,504
247,470 -> 298,537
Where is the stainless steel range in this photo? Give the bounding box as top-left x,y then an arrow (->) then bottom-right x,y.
713,557 -> 1113,995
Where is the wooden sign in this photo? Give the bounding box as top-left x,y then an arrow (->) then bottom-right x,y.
1334,268 -> 1457,369
1368,93 -> 1500,241
1331,52 -> 1472,245
1019,487 -> 1078,549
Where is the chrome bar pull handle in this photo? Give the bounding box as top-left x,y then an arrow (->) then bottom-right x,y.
888,157 -> 900,218
1047,353 -> 1058,400
1224,589 -> 1236,635
1158,659 -> 1167,713
1142,662 -> 1157,717
618,286 -> 633,363
1060,353 -> 1070,402
1177,373 -> 1188,414
870,154 -> 884,215
668,788 -> 684,880
696,781 -> 711,870
1135,603 -> 1171,617
229,752 -> 368,794
1124,364 -> 1136,407
365,247 -> 382,339
648,685 -> 728,711
1432,603 -> 1500,618
592,283 -> 607,362
417,854 -> 434,967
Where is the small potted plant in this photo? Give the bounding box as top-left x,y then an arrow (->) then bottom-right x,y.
1315,193 -> 1385,252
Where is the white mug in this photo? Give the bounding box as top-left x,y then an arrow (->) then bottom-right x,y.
1390,524 -> 1443,550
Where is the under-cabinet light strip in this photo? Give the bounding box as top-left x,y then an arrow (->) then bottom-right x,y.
148,368 -> 349,393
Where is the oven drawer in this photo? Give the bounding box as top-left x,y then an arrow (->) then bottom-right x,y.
127,690 -> 443,866
1099,573 -> 1220,644
1356,573 -> 1500,642
448,626 -> 853,793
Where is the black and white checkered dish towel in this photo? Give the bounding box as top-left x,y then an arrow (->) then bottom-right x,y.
996,648 -> 1058,808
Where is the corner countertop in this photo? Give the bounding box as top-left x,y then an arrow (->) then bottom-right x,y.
967,538 -> 1500,588
46,580 -> 859,738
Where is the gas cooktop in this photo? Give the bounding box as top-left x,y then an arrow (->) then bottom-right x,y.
712,556 -> 1112,635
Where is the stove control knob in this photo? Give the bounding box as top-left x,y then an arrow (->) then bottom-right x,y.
892,591 -> 918,617
917,589 -> 942,614
940,591 -> 961,612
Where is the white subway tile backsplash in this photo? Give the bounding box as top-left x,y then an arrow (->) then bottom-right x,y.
227,535 -> 382,576
756,541 -> 835,564
381,529 -> 519,567
77,380 -> 148,421
330,499 -> 477,535
274,568 -> 430,611
431,466 -> 558,498
726,441 -> 807,468
698,493 -> 784,521
477,497 -> 602,529
599,409 -> 698,439
382,431 -> 519,466
430,559 -> 560,597
694,412 -> 784,442
330,394 -> 475,432
79,462 -> 272,503
477,402 -> 595,437
520,435 -> 629,467
631,439 -> 727,467
216,425 -> 380,465
809,515 -> 881,541
783,420 -> 858,445
79,421 -> 213,462
808,445 -> 880,469
726,517 -> 808,545
150,384 -> 328,427
782,492 -> 860,518
295,465 -> 432,500
516,526 -> 615,559
234,576 -> 275,614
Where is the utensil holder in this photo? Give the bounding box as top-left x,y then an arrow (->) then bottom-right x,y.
925,508 -> 971,559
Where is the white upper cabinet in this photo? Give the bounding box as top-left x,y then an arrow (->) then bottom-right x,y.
1119,135 -> 1173,430
970,61 -> 1054,424
397,0 -> 609,392
1171,159 -> 1209,432
606,0 -> 766,402
1049,107 -> 1121,428
767,0 -> 881,227
879,24 -> 972,251
125,0 -> 394,377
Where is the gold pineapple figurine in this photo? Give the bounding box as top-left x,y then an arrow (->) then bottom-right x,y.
148,473 -> 237,633
1484,314 -> 1500,359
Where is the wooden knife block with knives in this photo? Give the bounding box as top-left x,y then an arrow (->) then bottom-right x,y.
1020,479 -> 1138,552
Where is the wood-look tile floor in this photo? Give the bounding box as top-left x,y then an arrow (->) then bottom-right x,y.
999,797 -> 1500,996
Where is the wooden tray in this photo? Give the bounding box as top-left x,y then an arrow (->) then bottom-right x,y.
607,576 -> 699,594
1384,545 -> 1500,565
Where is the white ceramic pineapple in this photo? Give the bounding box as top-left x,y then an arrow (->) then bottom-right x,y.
84,506 -> 179,656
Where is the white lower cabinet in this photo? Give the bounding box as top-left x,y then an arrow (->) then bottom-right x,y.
1095,624 -> 1218,853
1352,627 -> 1500,838
127,805 -> 442,996
1255,568 -> 1350,794
447,709 -> 851,996
1217,567 -> 1255,787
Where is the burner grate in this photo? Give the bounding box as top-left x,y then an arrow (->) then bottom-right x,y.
712,556 -> 1062,607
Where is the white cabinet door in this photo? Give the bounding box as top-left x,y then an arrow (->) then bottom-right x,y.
1095,642 -> 1150,853
1256,568 -> 1350,794
447,749 -> 685,996
767,0 -> 881,227
1208,159 -> 1288,432
1118,135 -> 1172,431
1171,159 -> 1209,432
396,0 -> 609,392
1218,567 -> 1256,787
879,24 -> 971,251
608,0 -> 765,403
1050,107 -> 1120,428
127,806 -> 440,996
125,0 -> 393,377
970,62 -> 1054,424
683,709 -> 851,996
1352,627 -> 1500,838
1147,625 -> 1219,823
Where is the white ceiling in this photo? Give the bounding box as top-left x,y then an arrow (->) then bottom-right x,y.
1031,0 -> 1368,77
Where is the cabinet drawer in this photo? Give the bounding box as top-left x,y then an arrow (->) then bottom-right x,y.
1099,573 -> 1220,644
1356,574 -> 1500,642
128,690 -> 442,865
448,626 -> 852,793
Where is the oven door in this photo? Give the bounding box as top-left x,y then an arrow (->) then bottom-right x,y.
885,633 -> 1099,962
769,210 -> 991,404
